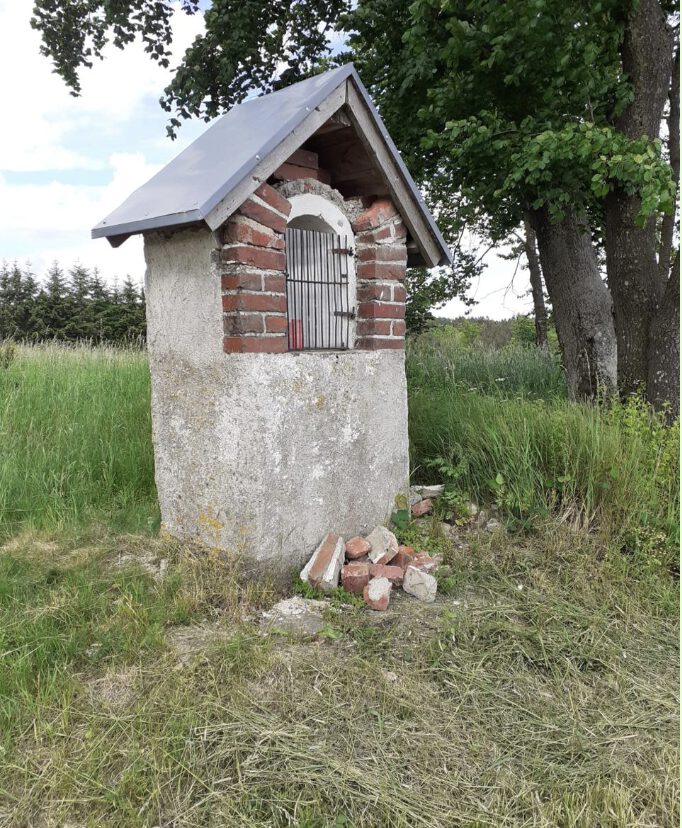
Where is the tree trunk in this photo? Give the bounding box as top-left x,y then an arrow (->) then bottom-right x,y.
648,254 -> 679,419
604,196 -> 659,395
604,0 -> 673,397
523,216 -> 548,350
531,206 -> 617,401
657,45 -> 679,292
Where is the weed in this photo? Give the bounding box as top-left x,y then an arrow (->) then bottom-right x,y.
293,577 -> 365,608
410,384 -> 679,565
0,340 -> 16,370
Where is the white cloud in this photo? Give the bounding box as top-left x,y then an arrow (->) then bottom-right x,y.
0,0 -> 204,172
0,0 -> 204,283
0,153 -> 162,282
0,1 -> 531,316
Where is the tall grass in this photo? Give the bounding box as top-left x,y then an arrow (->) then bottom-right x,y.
408,343 -> 679,568
407,337 -> 567,399
0,343 -> 157,537
1,340 -> 678,569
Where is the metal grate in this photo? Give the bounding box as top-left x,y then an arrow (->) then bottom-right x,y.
285,227 -> 354,351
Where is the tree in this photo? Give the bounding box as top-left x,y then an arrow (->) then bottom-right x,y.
0,260 -> 146,344
522,218 -> 548,350
347,0 -> 626,399
404,258 -> 479,335
33,261 -> 72,338
31,0 -> 348,134
349,0 -> 675,401
32,0 -> 679,409
0,262 -> 40,339
603,0 -> 677,407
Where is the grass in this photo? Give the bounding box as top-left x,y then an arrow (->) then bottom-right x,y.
407,340 -> 680,571
406,336 -> 567,399
0,339 -> 678,825
0,340 -> 678,571
0,342 -> 157,538
0,524 -> 677,826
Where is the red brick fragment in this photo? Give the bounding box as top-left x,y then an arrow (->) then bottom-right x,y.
223,314 -> 265,335
221,272 -> 263,292
264,315 -> 288,333
222,245 -> 286,271
411,498 -> 433,517
412,552 -> 438,574
355,337 -> 405,350
341,562 -> 370,594
363,576 -> 392,611
356,319 -> 392,337
222,293 -> 287,313
223,336 -> 288,354
357,283 -> 393,302
287,147 -> 319,169
239,198 -> 288,233
345,536 -> 372,560
273,163 -> 331,185
356,245 -> 407,263
357,302 -> 405,320
263,274 -> 286,293
393,547 -> 416,570
356,261 -> 406,281
307,532 -> 342,588
223,220 -> 284,249
253,182 -> 292,217
392,285 -> 407,303
369,564 -> 404,585
352,199 -> 400,233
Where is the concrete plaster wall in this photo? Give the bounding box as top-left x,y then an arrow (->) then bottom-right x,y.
144,226 -> 409,577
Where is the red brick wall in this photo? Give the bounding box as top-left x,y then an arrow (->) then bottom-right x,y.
220,179 -> 407,353
352,199 -> 407,350
221,182 -> 290,353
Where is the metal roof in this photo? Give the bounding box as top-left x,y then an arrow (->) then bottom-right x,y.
92,63 -> 451,266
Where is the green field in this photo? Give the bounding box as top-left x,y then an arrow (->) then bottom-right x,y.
0,340 -> 678,826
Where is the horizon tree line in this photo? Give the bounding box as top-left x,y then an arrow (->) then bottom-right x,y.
0,261 -> 145,344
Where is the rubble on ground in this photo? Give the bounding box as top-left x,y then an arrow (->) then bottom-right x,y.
300,532 -> 345,591
299,491 -> 446,610
366,525 -> 399,565
412,484 -> 445,499
261,596 -> 327,636
403,565 -> 437,603
411,498 -> 433,518
345,536 -> 372,559
363,576 -> 392,611
341,561 -> 370,594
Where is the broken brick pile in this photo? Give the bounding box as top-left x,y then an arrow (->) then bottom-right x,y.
300,524 -> 440,611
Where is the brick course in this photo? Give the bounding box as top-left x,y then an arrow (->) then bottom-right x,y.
219,184 -> 407,354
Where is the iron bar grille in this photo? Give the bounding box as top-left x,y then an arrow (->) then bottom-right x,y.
284,227 -> 354,351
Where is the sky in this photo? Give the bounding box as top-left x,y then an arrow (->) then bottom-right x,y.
0,0 -> 531,319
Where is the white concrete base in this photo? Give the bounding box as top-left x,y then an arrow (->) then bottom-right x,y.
144,227 -> 409,579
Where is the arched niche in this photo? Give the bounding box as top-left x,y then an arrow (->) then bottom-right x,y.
284,193 -> 357,350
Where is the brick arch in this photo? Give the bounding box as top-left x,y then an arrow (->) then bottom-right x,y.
219,181 -> 407,354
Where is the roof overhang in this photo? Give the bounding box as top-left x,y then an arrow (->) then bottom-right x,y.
92,65 -> 451,267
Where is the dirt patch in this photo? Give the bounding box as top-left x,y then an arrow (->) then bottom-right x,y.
166,622 -> 236,666
86,666 -> 138,710
260,596 -> 327,637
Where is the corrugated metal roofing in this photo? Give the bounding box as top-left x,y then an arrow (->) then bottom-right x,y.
91,63 -> 451,266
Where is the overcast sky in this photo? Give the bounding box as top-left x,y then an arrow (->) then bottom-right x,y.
0,0 -> 531,320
